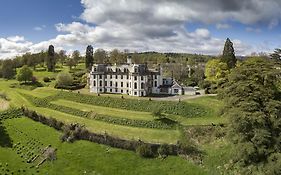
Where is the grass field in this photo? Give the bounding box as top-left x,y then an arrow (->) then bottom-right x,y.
0,117 -> 209,175
0,72 -> 230,174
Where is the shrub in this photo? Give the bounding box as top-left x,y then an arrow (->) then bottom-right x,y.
136,144 -> 154,158
157,144 -> 170,158
0,92 -> 9,101
56,72 -> 73,87
152,109 -> 162,118
43,77 -> 50,82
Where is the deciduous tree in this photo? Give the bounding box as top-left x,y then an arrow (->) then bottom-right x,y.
1,59 -> 16,79
222,57 -> 281,174
16,65 -> 33,83
205,59 -> 229,83
72,50 -> 80,66
94,49 -> 107,64
58,50 -> 67,66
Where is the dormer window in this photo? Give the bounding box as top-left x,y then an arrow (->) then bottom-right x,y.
94,67 -> 97,72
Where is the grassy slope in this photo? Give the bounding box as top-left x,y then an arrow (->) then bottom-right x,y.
0,77 -> 227,144
30,106 -> 180,144
176,96 -> 226,125
0,72 -> 231,174
51,98 -> 226,126
51,99 -> 154,121
1,117 -> 207,175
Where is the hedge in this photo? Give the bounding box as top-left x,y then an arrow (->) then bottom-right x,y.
21,107 -> 179,157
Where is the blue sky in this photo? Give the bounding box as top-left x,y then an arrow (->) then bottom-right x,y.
0,0 -> 83,42
1,0 -> 281,59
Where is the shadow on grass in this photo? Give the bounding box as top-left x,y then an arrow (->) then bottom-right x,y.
155,117 -> 178,125
0,122 -> 13,147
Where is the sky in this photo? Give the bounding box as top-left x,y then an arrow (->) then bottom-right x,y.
1,0 -> 281,59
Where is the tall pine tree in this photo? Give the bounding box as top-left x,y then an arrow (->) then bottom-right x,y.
47,45 -> 56,72
222,38 -> 237,69
85,45 -> 94,70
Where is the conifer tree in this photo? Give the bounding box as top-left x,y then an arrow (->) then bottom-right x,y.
85,45 -> 94,70
222,38 -> 236,69
47,45 -> 56,72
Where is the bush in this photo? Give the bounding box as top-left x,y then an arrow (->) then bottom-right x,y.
17,66 -> 33,83
0,92 -> 9,101
43,77 -> 50,82
136,144 -> 154,158
157,144 -> 170,158
56,72 -> 73,87
152,109 -> 162,118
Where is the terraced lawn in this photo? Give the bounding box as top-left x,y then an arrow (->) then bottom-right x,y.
52,99 -> 154,121
29,106 -> 180,144
51,99 -> 226,126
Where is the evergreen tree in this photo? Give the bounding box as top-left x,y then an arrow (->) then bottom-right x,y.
221,38 -> 237,69
270,48 -> 281,61
47,45 -> 56,72
222,57 -> 281,174
85,45 -> 94,70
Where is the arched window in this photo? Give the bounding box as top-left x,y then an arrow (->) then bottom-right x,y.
141,83 -> 144,89
93,81 -> 96,87
134,82 -> 137,89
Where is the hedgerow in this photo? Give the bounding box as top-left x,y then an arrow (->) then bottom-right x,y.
20,93 -> 178,129
21,107 -> 179,158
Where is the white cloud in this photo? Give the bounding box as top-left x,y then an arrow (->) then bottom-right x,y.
268,19 -> 279,29
33,25 -> 46,31
246,27 -> 262,33
34,27 -> 43,31
7,36 -> 25,42
216,23 -> 231,29
0,37 -> 33,59
5,0 -> 281,59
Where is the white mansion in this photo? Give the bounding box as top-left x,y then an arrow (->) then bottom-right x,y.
89,58 -> 184,97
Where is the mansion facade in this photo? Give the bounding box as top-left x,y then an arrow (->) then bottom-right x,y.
89,59 -> 183,97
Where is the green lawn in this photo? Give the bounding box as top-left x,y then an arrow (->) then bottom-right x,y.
52,99 -> 227,125
185,96 -> 223,118
52,99 -> 154,121
29,106 -> 180,144
0,76 -> 230,174
1,117 -> 208,175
